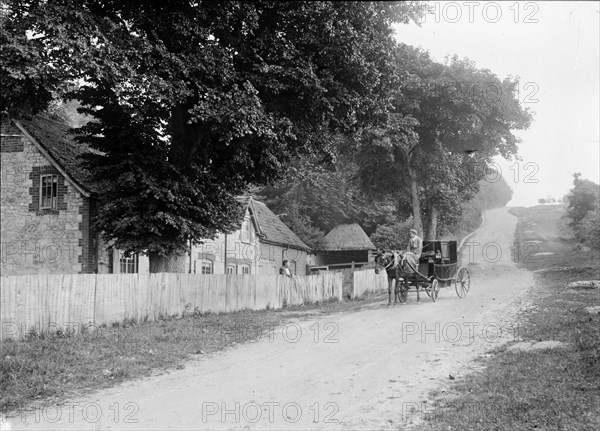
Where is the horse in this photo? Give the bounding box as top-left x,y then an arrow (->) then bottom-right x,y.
375,250 -> 422,305
374,250 -> 406,306
396,250 -> 422,304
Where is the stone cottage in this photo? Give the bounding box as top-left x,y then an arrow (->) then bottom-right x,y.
0,113 -> 148,275
1,114 -> 310,276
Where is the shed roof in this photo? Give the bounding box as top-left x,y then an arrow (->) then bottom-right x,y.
321,223 -> 376,251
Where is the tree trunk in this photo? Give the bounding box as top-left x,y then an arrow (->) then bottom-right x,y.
146,104 -> 199,273
427,206 -> 439,240
409,172 -> 423,236
149,250 -> 188,273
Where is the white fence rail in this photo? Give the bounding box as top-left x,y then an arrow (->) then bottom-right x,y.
352,269 -> 388,299
0,272 -> 342,340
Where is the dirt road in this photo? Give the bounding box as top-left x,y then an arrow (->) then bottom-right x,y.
7,207 -> 535,431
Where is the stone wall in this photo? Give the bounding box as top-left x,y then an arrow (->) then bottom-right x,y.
1,120 -> 90,274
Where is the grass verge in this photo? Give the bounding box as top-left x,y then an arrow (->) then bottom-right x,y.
1,294 -> 381,415
414,204 -> 600,431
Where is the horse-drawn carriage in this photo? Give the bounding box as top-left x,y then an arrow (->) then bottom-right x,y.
375,240 -> 470,305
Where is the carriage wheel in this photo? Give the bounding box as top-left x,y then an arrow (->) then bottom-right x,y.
454,267 -> 471,298
431,279 -> 440,302
400,283 -> 408,303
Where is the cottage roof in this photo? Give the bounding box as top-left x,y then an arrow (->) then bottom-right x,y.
237,196 -> 310,251
321,223 -> 376,251
16,114 -> 101,195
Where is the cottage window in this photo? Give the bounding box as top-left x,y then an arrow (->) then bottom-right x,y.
119,252 -> 138,273
239,264 -> 250,275
227,265 -> 236,274
40,174 -> 58,210
200,259 -> 213,274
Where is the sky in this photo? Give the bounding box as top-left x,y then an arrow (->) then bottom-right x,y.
393,1 -> 600,206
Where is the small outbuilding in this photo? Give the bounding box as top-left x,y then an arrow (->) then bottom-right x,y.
313,223 -> 376,267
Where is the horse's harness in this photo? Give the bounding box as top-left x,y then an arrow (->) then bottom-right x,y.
377,251 -> 434,287
378,251 -> 420,274
378,251 -> 400,272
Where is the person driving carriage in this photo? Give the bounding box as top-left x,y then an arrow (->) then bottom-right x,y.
407,228 -> 423,259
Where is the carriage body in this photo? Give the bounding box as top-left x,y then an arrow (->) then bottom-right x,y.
418,240 -> 458,287
405,240 -> 470,300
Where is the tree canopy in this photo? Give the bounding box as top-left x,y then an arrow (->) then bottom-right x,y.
1,1 -> 425,269
353,45 -> 532,238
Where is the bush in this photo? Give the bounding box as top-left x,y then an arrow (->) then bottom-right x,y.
370,217 -> 414,250
567,174 -> 599,227
574,207 -> 600,250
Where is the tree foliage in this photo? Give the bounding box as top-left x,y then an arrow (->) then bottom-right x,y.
369,217 -> 413,251
474,175 -> 513,210
255,152 -> 397,245
566,174 -> 600,250
443,176 -> 513,239
567,173 -> 600,227
1,1 -> 425,262
354,45 -> 532,238
272,201 -> 328,250
575,208 -> 600,251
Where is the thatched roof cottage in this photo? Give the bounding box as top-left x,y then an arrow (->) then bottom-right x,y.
314,223 -> 376,266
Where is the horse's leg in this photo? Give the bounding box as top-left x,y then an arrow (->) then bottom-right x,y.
396,275 -> 403,304
393,276 -> 399,305
416,279 -> 421,304
387,278 -> 392,306
401,278 -> 407,303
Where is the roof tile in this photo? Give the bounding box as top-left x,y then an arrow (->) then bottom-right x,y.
247,199 -> 310,251
18,114 -> 100,193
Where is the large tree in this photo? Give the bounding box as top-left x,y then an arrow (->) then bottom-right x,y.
355,45 -> 532,239
1,1 -> 425,271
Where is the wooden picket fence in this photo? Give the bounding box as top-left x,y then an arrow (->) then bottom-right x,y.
0,272 -> 342,340
352,268 -> 388,299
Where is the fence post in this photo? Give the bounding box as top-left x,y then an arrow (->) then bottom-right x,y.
93,273 -> 98,325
